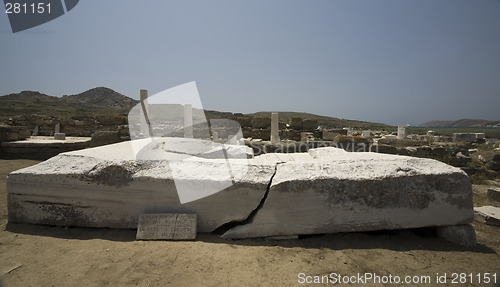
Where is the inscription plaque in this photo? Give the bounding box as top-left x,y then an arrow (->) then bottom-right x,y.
136,213 -> 197,240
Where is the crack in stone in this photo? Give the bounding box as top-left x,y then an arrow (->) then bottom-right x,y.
213,163 -> 280,236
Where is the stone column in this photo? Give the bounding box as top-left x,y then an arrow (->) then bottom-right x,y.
184,104 -> 193,138
140,89 -> 153,137
54,122 -> 65,140
270,112 -> 280,144
212,131 -> 218,141
397,126 -> 406,140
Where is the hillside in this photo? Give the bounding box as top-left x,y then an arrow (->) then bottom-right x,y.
0,88 -> 394,130
61,87 -> 138,110
420,119 -> 500,127
0,88 -> 138,119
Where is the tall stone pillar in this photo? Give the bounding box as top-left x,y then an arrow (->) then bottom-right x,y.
140,89 -> 153,137
271,112 -> 280,144
397,126 -> 406,140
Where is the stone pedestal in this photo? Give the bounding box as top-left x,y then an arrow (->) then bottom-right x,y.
54,133 -> 66,140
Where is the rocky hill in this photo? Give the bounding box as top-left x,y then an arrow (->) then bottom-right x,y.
0,88 -> 138,120
61,87 -> 138,110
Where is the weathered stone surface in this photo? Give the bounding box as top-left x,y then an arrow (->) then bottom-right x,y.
474,206 -> 500,226
8,143 -> 473,239
0,125 -> 30,142
222,147 -> 473,239
487,188 -> 500,203
136,213 -> 197,240
7,139 -> 274,232
453,133 -> 477,143
436,224 -> 476,248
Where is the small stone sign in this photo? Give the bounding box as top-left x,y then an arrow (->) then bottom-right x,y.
136,213 -> 197,240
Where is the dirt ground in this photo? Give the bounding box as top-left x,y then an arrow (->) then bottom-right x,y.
0,159 -> 499,287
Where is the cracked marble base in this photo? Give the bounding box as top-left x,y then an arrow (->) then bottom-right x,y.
7,140 -> 473,239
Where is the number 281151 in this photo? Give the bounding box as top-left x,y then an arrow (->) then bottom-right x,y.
5,2 -> 51,14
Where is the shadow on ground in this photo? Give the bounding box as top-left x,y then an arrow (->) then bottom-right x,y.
5,222 -> 497,254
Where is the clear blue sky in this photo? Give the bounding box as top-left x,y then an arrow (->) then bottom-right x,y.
1,0 -> 499,126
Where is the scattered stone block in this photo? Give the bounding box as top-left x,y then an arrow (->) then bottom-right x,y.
475,133 -> 485,140
487,188 -> 500,203
251,117 -> 271,129
474,206 -> 500,226
361,130 -> 372,138
453,133 -> 477,143
436,224 -> 476,248
289,117 -> 302,129
322,130 -> 339,141
302,118 -> 318,130
383,134 -> 397,140
54,133 -> 66,140
136,213 -> 197,240
0,125 -> 30,142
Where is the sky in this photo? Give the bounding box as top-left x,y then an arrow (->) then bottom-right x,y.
1,0 -> 499,126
